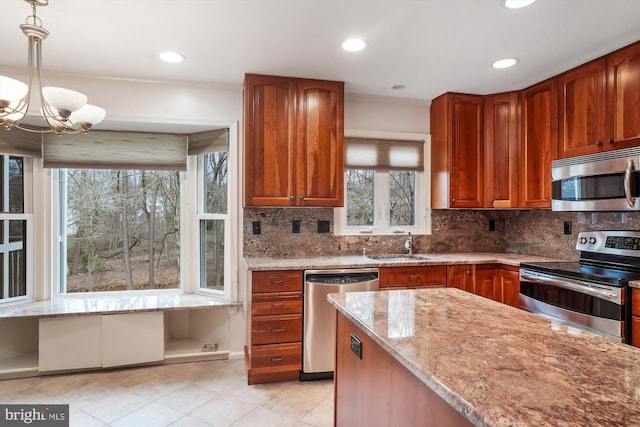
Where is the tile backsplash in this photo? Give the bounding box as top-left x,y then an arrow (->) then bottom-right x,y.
243,208 -> 640,260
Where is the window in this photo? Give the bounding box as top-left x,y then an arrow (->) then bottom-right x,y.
59,169 -> 181,293
197,149 -> 229,294
335,132 -> 430,235
0,155 -> 32,303
51,126 -> 235,297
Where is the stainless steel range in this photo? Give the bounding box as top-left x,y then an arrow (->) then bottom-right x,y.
520,230 -> 640,343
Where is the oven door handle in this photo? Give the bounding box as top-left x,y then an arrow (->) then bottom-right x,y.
520,271 -> 621,303
624,159 -> 635,208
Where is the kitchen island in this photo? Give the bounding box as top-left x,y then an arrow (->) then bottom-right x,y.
328,288 -> 640,427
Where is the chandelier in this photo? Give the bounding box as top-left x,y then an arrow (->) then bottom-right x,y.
0,0 -> 106,134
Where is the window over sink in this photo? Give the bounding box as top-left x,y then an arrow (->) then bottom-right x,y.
334,130 -> 431,236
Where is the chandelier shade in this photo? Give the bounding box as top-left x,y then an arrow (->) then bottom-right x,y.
0,0 -> 106,134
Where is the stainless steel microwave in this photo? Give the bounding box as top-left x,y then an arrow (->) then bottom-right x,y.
551,147 -> 640,211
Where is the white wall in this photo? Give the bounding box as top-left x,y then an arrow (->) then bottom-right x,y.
1,68 -> 430,356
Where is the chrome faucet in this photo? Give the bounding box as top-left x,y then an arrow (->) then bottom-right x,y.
404,232 -> 413,255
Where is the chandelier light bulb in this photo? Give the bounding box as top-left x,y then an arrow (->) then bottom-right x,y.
0,76 -> 28,108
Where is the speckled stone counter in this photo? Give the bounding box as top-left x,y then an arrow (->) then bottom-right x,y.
244,252 -> 564,271
0,293 -> 241,320
328,288 -> 640,427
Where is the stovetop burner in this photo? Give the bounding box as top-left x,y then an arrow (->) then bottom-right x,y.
520,230 -> 640,287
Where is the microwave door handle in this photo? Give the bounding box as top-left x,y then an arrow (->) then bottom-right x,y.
624,159 -> 635,208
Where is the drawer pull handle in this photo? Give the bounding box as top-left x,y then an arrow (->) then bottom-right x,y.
271,302 -> 285,306
271,327 -> 285,333
270,280 -> 285,284
408,275 -> 421,279
271,356 -> 285,362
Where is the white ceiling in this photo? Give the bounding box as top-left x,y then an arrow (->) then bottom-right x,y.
0,0 -> 639,103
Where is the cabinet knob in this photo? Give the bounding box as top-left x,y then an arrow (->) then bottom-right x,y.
595,140 -> 602,146
466,270 -> 470,275
606,139 -> 613,144
451,198 -> 456,203
489,199 -> 494,204
289,195 -> 294,201
300,196 -> 304,200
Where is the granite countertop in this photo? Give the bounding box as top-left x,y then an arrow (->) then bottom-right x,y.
328,288 -> 640,427
244,252 -> 565,271
630,280 -> 640,289
0,293 -> 241,320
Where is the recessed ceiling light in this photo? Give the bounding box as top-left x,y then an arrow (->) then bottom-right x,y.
492,58 -> 518,69
159,51 -> 185,63
342,38 -> 367,52
502,0 -> 536,9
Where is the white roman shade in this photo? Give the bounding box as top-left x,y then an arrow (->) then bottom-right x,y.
43,130 -> 188,171
187,128 -> 228,155
0,130 -> 42,157
345,137 -> 424,171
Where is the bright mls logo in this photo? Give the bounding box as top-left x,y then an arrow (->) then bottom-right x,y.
1,405 -> 69,426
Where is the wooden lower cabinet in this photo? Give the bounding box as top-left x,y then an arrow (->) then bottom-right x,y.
446,264 -> 474,292
475,265 -> 520,307
247,270 -> 303,384
380,265 -> 447,289
334,312 -> 472,426
632,289 -> 640,348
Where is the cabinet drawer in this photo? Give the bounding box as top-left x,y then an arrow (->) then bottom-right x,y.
633,289 -> 640,316
380,266 -> 447,288
252,314 -> 302,345
252,270 -> 303,293
252,292 -> 302,315
251,342 -> 302,372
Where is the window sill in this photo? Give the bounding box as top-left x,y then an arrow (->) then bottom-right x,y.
0,293 -> 241,320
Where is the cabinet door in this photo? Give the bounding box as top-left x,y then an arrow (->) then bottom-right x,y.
607,42 -> 640,149
430,93 -> 484,208
485,92 -> 519,208
446,265 -> 474,293
296,79 -> 344,206
474,269 -> 496,301
558,59 -> 607,158
520,79 -> 558,208
243,74 -> 297,206
102,312 -> 164,368
500,269 -> 520,308
39,316 -> 103,372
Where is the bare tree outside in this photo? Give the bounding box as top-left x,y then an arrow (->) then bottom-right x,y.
201,151 -> 227,291
65,169 -> 180,292
390,171 -> 416,226
346,169 -> 374,226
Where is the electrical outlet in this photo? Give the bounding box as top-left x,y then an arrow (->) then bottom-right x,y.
292,220 -> 301,233
317,220 -> 330,233
350,334 -> 362,359
489,219 -> 496,231
564,221 -> 572,235
252,221 -> 261,235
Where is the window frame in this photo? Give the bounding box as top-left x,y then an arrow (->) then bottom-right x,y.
46,121 -> 239,302
0,156 -> 34,306
334,130 -> 431,236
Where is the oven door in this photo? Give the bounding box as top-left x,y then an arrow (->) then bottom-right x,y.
519,269 -> 627,342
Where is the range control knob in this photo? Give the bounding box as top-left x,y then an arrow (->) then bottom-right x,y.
579,237 -> 588,244
588,237 -> 597,244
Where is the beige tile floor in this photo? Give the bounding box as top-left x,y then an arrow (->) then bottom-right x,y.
0,358 -> 334,427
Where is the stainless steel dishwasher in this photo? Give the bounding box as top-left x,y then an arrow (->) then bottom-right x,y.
301,268 -> 379,380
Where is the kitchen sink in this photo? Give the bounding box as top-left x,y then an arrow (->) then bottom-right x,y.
366,254 -> 431,262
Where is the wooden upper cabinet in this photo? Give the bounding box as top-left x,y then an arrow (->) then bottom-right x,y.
484,92 -> 519,208
243,74 -> 344,207
431,93 -> 484,208
296,79 -> 344,206
520,79 -> 558,208
558,59 -> 608,158
607,42 -> 640,149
